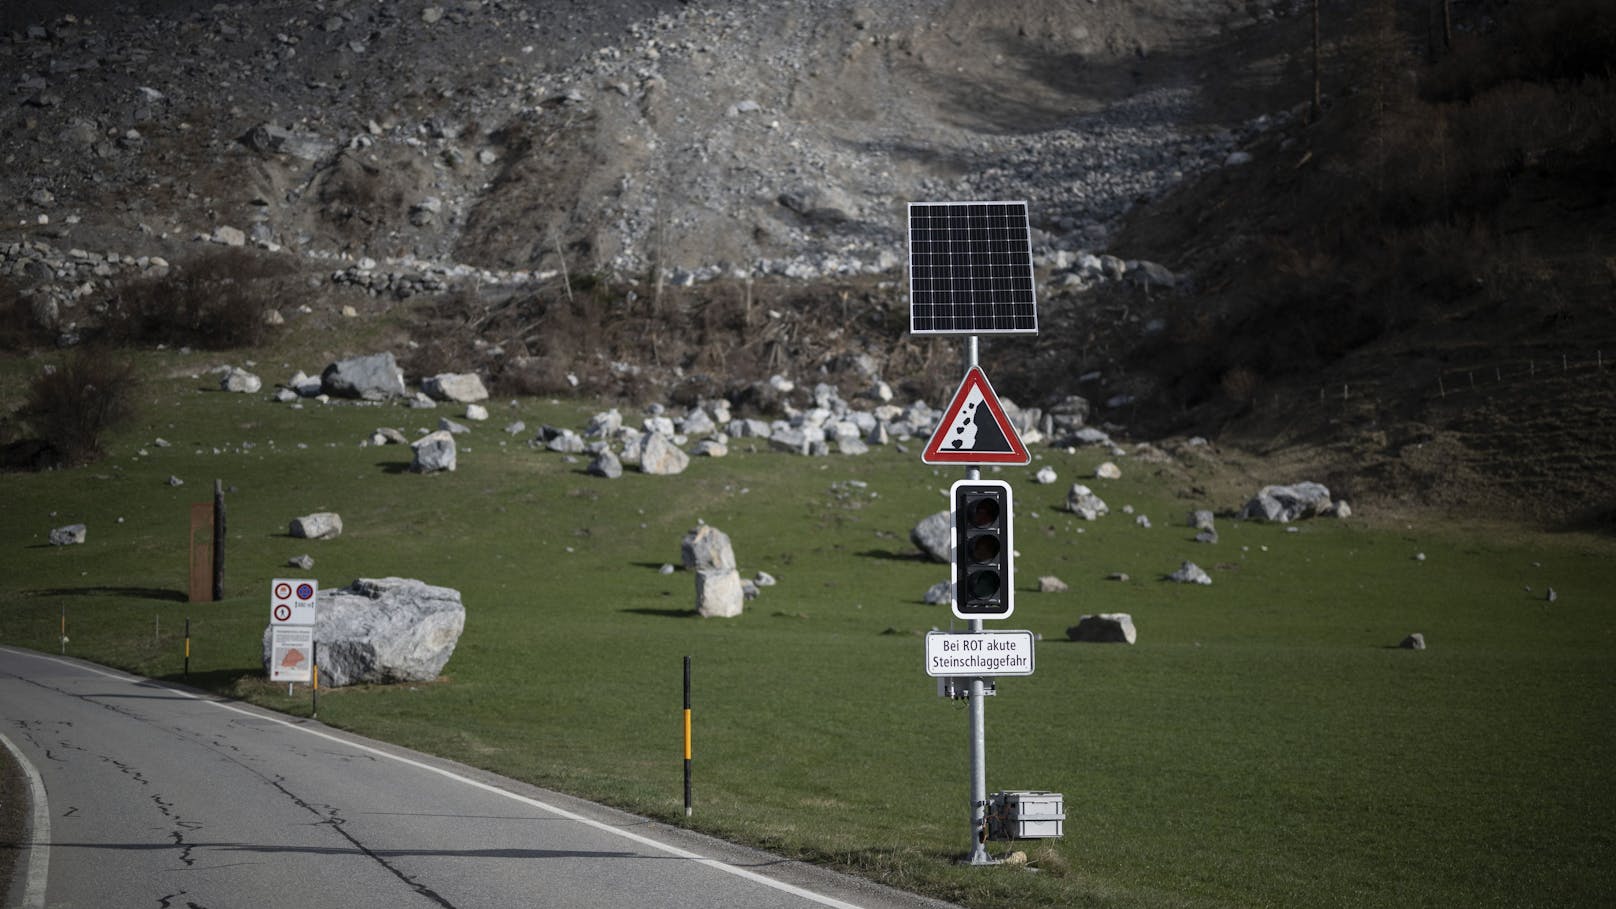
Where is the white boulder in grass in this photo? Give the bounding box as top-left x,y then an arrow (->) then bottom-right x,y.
49,523 -> 87,545
640,433 -> 689,475
219,367 -> 262,393
289,512 -> 343,540
421,372 -> 489,403
1065,484 -> 1109,520
261,577 -> 464,687
1240,482 -> 1333,523
410,430 -> 457,473
910,510 -> 951,563
1067,613 -> 1137,644
1168,561 -> 1212,585
682,525 -> 743,618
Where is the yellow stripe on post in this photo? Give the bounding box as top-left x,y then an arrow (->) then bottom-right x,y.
683,708 -> 692,760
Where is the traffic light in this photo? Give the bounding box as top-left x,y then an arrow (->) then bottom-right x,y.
951,479 -> 1013,619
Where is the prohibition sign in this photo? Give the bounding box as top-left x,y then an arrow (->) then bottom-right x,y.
274,582 -> 293,600
296,583 -> 315,600
273,603 -> 293,622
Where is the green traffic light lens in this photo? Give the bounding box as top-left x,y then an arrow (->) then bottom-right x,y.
966,497 -> 1000,529
968,569 -> 1001,599
968,533 -> 1000,562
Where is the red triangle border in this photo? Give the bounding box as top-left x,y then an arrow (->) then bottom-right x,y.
921,366 -> 1031,465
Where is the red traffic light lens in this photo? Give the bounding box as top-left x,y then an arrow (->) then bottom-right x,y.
966,496 -> 1000,528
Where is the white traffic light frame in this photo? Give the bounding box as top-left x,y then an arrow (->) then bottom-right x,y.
950,478 -> 1014,620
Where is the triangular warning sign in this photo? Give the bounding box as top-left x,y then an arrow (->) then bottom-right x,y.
921,366 -> 1031,465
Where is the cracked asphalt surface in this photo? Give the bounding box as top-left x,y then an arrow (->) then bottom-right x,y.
0,648 -> 954,909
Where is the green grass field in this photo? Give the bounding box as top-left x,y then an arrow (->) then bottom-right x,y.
3,353 -> 1613,908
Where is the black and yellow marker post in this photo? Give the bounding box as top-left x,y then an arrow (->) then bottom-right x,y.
312,641 -> 319,718
683,656 -> 692,817
183,618 -> 191,678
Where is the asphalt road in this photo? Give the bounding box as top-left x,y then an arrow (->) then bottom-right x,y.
0,647 -> 954,909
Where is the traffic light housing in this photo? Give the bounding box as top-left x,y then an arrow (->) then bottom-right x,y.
951,479 -> 1013,619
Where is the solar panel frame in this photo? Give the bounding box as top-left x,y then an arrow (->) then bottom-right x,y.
907,200 -> 1038,335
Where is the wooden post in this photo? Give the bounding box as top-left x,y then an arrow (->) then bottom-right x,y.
188,503 -> 213,603
211,480 -> 226,601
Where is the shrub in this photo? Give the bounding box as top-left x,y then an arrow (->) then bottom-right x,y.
0,281 -> 54,351
101,249 -> 287,349
22,350 -> 140,465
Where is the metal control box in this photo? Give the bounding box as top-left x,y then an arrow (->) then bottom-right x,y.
988,790 -> 1065,840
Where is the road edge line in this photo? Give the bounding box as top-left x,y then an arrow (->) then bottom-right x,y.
0,731 -> 50,909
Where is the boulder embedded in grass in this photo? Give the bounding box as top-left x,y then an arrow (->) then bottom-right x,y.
911,510 -> 951,562
1067,613 -> 1136,644
290,512 -> 342,540
321,352 -> 406,400
49,523 -> 87,545
421,372 -> 488,403
260,577 -> 464,687
410,430 -> 457,472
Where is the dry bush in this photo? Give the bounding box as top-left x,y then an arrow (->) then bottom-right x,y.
0,281 -> 53,351
22,350 -> 140,465
102,249 -> 288,349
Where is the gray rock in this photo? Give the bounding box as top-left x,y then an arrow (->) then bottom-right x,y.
585,410 -> 623,438
290,512 -> 343,540
1399,633 -> 1426,650
1167,561 -> 1212,585
923,580 -> 951,605
546,430 -> 586,454
587,449 -> 623,479
640,433 -> 689,475
421,373 -> 489,403
220,367 -> 262,393
696,569 -> 744,618
411,430 -> 457,473
1038,576 -> 1069,593
464,404 -> 489,422
911,510 -> 951,562
1241,482 -> 1332,523
837,437 -> 869,455
211,226 -> 247,247
1094,461 -> 1121,480
681,525 -> 737,573
438,418 -> 470,435
504,421 -> 527,436
1067,613 -> 1137,644
1194,528 -> 1219,544
261,577 -> 464,687
1191,510 -> 1216,532
692,439 -> 728,457
1035,466 -> 1058,484
1065,484 -> 1109,520
167,475 -> 184,487
376,427 -> 408,445
288,554 -> 315,570
754,571 -> 777,587
49,523 -> 87,546
322,352 -> 406,400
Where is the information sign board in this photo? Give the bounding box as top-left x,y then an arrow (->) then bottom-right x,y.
269,626 -> 314,683
270,578 -> 318,626
924,630 -> 1036,677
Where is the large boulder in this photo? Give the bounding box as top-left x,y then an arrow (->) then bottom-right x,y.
910,510 -> 951,562
321,352 -> 407,400
49,523 -> 87,546
1065,484 -> 1109,520
410,430 -> 457,472
681,524 -> 736,573
290,512 -> 343,540
1067,613 -> 1137,644
1241,482 -> 1332,523
220,367 -> 262,393
261,578 -> 464,687
640,433 -> 690,475
421,372 -> 489,403
695,568 -> 744,618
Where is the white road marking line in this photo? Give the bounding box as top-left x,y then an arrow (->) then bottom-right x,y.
0,649 -> 866,909
0,730 -> 51,909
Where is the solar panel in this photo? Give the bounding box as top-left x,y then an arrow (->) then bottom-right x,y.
908,201 -> 1038,335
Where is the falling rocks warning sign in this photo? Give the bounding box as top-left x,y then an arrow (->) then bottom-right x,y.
921,366 -> 1030,465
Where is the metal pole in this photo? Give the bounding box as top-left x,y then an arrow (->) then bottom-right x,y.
212,480 -> 226,601
964,335 -> 992,865
184,618 -> 190,679
312,641 -> 319,718
683,656 -> 693,817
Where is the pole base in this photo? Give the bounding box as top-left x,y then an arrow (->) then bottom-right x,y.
960,849 -> 1002,867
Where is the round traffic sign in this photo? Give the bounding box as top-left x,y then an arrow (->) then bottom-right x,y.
273,604 -> 293,622
295,583 -> 314,600
274,582 -> 292,599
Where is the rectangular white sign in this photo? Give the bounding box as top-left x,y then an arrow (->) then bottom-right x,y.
269,626 -> 314,683
270,578 -> 318,626
925,630 -> 1035,677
